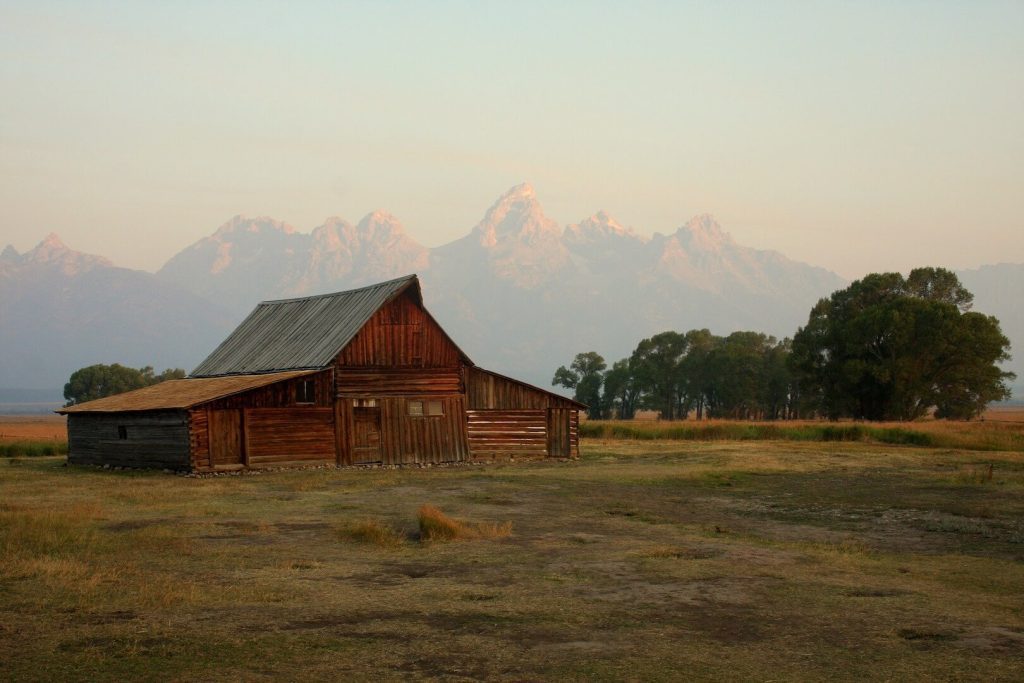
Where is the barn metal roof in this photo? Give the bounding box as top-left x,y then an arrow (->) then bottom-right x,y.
191,275 -> 427,377
58,370 -> 321,413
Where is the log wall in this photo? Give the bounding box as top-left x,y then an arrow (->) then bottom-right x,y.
245,407 -> 335,466
68,411 -> 191,470
467,409 -> 548,460
465,367 -> 581,459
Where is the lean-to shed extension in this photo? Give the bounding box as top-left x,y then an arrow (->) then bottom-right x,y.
61,274 -> 584,471
61,370 -> 330,470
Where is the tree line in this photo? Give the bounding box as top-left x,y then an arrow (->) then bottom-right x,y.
64,364 -> 186,407
553,268 -> 1014,421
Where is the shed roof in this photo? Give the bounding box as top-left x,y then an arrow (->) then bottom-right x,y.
58,370 -> 321,413
192,275 -> 447,377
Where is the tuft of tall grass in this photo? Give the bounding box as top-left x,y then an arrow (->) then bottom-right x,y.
335,519 -> 406,548
417,505 -> 512,542
0,440 -> 69,457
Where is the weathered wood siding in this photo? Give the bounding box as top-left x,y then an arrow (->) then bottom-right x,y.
335,395 -> 469,465
68,411 -> 191,469
331,293 -> 468,465
570,410 -> 579,458
393,395 -> 469,465
209,409 -> 243,466
189,371 -> 337,470
202,372 -> 333,410
466,367 -> 578,410
335,368 -> 462,397
465,367 -> 581,458
245,408 -> 335,466
467,409 -> 547,459
546,408 -> 579,458
189,407 -> 211,470
336,291 -> 463,368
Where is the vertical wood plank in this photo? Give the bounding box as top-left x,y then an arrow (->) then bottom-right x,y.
241,408 -> 250,467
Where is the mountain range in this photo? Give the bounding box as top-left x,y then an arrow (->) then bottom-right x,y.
2,184 -> 1020,401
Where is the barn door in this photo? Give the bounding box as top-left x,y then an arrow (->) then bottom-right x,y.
547,408 -> 571,458
210,409 -> 244,467
352,406 -> 383,463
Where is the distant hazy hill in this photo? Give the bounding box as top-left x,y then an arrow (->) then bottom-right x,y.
154,184 -> 844,387
957,263 -> 1024,398
0,235 -> 233,394
3,186 -> 1018,399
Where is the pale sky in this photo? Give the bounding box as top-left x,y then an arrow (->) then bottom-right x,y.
1,1 -> 1022,279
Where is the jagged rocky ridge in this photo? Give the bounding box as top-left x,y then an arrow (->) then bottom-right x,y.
152,184 -> 846,386
4,184 -> 1018,395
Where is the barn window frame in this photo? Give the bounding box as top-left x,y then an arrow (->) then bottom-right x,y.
408,399 -> 443,417
117,426 -> 128,440
295,379 -> 315,405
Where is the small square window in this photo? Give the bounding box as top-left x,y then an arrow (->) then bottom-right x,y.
117,426 -> 128,440
408,400 -> 424,416
427,400 -> 444,416
296,380 -> 314,404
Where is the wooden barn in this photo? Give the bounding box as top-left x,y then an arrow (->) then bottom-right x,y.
60,275 -> 583,471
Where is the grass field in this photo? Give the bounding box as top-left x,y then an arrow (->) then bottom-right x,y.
581,415 -> 1024,451
3,437 -> 1024,681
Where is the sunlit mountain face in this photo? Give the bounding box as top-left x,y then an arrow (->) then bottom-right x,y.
4,185 -> 1018,397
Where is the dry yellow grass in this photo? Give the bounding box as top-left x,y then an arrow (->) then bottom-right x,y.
583,415 -> 1024,451
2,440 -> 1023,680
0,415 -> 66,442
335,518 -> 406,548
417,504 -> 513,542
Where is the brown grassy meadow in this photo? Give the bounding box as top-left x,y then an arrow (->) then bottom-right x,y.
2,421 -> 1024,680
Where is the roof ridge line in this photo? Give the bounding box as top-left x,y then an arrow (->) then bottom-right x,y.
258,274 -> 418,305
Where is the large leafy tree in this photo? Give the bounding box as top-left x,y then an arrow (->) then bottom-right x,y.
680,329 -> 720,420
601,358 -> 642,419
761,338 -> 794,420
790,268 -> 1013,420
703,332 -> 791,419
552,352 -> 606,418
630,331 -> 689,419
64,364 -> 186,406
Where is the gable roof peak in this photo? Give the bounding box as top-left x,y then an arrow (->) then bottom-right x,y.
191,274 -> 449,377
